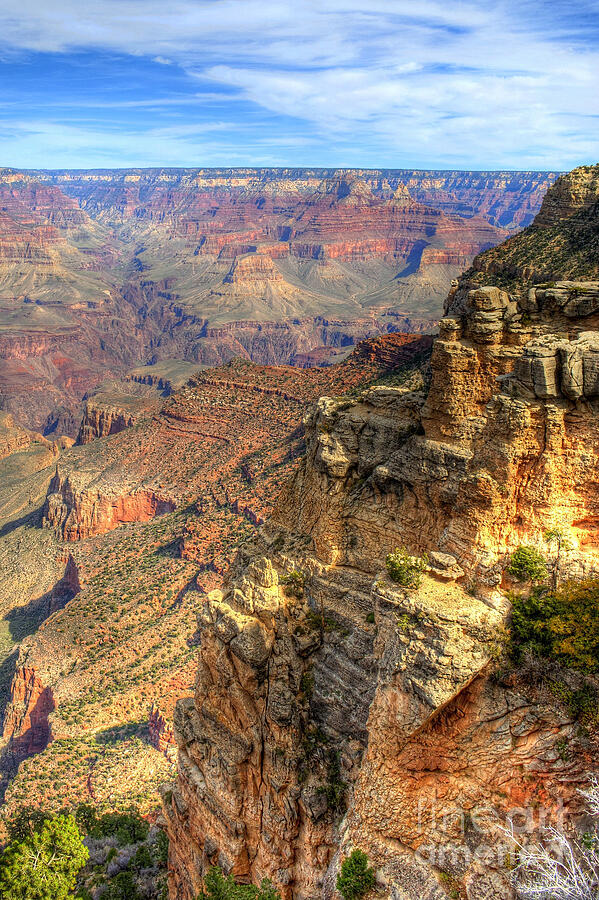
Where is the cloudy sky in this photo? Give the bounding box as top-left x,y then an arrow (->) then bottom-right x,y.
0,0 -> 597,170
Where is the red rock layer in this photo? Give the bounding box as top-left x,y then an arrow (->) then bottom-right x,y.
2,668 -> 55,760
43,471 -> 176,541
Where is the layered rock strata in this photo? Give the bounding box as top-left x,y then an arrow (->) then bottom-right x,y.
43,469 -> 176,541
0,167 -> 555,430
165,166 -> 599,900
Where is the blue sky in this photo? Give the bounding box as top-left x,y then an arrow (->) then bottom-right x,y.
0,0 -> 597,170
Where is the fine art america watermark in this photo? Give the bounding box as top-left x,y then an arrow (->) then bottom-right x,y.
413,795 -> 567,870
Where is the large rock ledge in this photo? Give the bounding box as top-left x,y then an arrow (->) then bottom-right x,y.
164,548 -> 503,900
166,165 -> 599,900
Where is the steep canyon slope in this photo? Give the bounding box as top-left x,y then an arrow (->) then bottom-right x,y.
0,168 -> 558,431
164,164 -> 599,900
0,333 -> 430,819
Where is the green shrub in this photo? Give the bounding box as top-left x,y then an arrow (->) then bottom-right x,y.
300,670 -> 314,699
74,803 -> 98,836
199,866 -> 281,900
336,850 -> 375,900
153,830 -> 169,866
0,813 -> 88,900
385,548 -> 428,588
103,870 -> 141,900
547,679 -> 599,726
317,750 -> 347,813
133,844 -> 153,869
438,870 -> 461,899
5,806 -> 50,842
94,809 -> 149,844
510,579 -> 599,672
508,546 -> 547,583
280,570 -> 305,598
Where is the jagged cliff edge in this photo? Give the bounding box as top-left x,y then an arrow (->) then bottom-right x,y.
163,165 -> 599,900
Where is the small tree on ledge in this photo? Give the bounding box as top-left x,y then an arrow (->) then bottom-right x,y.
544,528 -> 573,590
385,548 -> 428,588
508,545 -> 547,584
336,850 -> 375,900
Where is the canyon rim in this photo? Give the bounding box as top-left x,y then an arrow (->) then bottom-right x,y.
0,1 -> 598,898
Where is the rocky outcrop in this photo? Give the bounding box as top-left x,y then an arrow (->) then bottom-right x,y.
74,384 -> 163,445
2,666 -> 55,761
534,164 -> 599,226
223,254 -> 285,285
467,164 -> 599,291
0,411 -> 33,458
165,555 -> 504,900
43,468 -> 176,541
76,402 -> 137,444
166,166 -> 599,900
149,704 -> 177,760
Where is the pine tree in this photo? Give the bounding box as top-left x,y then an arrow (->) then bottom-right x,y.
0,813 -> 88,900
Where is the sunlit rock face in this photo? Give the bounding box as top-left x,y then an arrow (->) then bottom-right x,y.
165,165 -> 599,900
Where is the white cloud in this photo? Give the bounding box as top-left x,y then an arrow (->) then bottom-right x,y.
0,0 -> 596,167
0,115 -> 327,169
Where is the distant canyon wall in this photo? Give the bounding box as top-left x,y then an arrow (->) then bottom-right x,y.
0,167 -> 559,431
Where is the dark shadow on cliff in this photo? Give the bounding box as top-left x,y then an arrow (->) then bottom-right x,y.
94,720 -> 149,746
0,505 -> 44,539
0,648 -> 19,728
154,538 -> 181,559
5,557 -> 81,641
395,240 -> 428,278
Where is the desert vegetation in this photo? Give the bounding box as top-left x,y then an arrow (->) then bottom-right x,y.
385,547 -> 428,588
0,804 -> 169,900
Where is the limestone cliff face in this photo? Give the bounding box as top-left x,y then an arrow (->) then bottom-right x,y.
166,168 -> 599,900
534,164 -> 599,226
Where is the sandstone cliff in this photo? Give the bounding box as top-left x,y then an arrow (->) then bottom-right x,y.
76,403 -> 137,445
165,165 -> 599,900
43,467 -> 176,541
